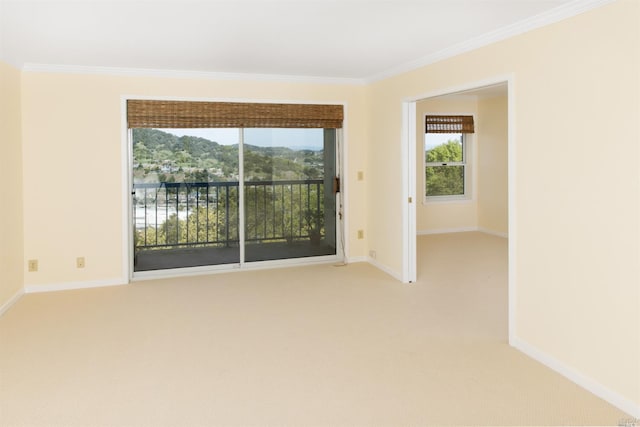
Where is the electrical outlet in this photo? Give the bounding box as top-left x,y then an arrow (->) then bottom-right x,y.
357,229 -> 364,239
76,257 -> 85,268
28,259 -> 38,272
369,250 -> 377,259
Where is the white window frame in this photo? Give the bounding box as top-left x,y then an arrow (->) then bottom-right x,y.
423,114 -> 475,204
122,96 -> 347,281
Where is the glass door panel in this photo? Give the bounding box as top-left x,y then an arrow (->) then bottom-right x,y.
131,127 -> 338,273
243,128 -> 337,262
132,128 -> 240,271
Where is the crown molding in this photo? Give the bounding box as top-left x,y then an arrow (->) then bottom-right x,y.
20,63 -> 366,86
0,56 -> 22,70
364,0 -> 617,83
16,0 -> 616,85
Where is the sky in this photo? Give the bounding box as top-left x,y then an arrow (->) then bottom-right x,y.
164,127 -> 458,151
425,132 -> 461,151
162,128 -> 324,150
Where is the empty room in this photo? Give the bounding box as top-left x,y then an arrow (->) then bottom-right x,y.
1,0 -> 638,425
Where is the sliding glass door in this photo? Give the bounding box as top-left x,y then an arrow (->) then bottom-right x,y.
131,128 -> 241,271
243,128 -> 336,262
131,127 -> 338,273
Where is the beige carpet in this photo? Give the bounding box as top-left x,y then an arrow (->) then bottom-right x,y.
0,232 -> 630,426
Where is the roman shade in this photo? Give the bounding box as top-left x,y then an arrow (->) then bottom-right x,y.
425,115 -> 475,133
127,100 -> 344,129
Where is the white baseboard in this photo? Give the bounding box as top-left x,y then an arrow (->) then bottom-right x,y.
511,336 -> 640,418
417,227 -> 509,239
477,227 -> 509,238
24,278 -> 128,294
346,256 -> 367,264
0,288 -> 24,317
367,256 -> 403,281
418,227 -> 478,235
341,253 -> 402,279
344,256 -> 404,281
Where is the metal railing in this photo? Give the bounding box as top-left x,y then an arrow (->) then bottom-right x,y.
133,179 -> 324,250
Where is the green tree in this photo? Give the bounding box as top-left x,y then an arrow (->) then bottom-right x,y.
425,139 -> 464,196
132,128 -> 329,249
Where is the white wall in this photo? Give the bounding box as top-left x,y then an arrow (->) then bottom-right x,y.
19,73 -> 368,288
477,95 -> 508,236
367,0 -> 639,414
0,61 -> 24,311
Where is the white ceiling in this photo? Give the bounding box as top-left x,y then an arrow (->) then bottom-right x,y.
0,0 -> 606,81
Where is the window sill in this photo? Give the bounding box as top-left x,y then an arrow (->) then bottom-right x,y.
423,196 -> 474,205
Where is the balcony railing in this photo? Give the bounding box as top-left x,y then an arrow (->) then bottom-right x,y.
133,179 -> 325,251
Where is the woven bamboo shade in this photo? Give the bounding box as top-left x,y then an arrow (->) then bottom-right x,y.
127,100 -> 344,129
425,115 -> 475,133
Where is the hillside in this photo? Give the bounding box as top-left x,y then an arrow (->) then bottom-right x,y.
132,128 -> 325,183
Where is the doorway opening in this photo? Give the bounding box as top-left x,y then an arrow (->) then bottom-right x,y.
402,77 -> 515,341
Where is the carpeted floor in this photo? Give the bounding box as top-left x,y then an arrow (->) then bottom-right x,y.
0,232 -> 631,426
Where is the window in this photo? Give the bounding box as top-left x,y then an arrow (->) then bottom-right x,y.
128,100 -> 343,273
424,115 -> 474,200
